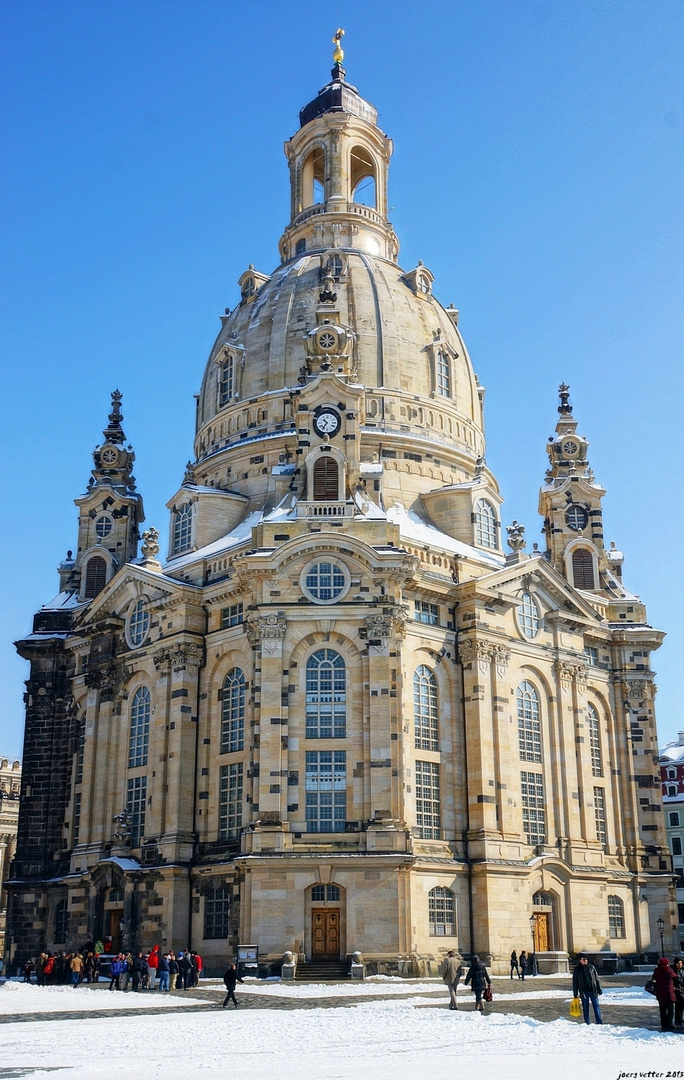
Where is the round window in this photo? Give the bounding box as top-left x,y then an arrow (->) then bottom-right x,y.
517,592 -> 540,639
95,515 -> 113,539
301,561 -> 349,604
127,598 -> 150,647
565,505 -> 588,532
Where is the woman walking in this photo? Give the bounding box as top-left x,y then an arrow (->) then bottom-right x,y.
222,963 -> 244,1009
519,950 -> 528,980
653,956 -> 677,1032
464,954 -> 491,1013
673,957 -> 684,1028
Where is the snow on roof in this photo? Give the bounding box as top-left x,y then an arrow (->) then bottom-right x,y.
163,510 -> 262,572
660,736 -> 684,763
386,503 -> 505,567
99,856 -> 143,872
41,591 -> 82,611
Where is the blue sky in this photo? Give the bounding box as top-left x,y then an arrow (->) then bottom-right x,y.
1,0 -> 683,759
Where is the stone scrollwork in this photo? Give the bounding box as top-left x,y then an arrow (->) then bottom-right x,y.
555,660 -> 587,694
246,613 -> 287,655
624,678 -> 656,703
154,642 -> 203,675
112,808 -> 132,846
493,644 -> 511,677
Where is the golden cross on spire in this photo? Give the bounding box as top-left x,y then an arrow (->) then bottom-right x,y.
332,28 -> 345,65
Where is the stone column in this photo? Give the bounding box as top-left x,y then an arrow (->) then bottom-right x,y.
457,638 -> 499,846
364,610 -> 408,848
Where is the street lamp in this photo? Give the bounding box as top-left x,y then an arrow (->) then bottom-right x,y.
529,914 -> 538,976
657,916 -> 665,958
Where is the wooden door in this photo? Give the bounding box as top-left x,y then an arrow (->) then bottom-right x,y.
533,913 -> 549,953
312,909 -> 339,959
108,909 -> 123,952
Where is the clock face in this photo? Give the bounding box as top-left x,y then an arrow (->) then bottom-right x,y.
313,409 -> 341,438
101,446 -> 118,465
565,504 -> 588,531
561,438 -> 580,458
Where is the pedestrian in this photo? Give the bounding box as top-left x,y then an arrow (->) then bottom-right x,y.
146,945 -> 159,990
108,954 -> 121,991
43,953 -> 55,985
179,950 -> 194,990
23,958 -> 34,983
673,957 -> 684,1028
70,952 -> 83,987
464,954 -> 491,1012
83,952 -> 95,983
120,953 -> 131,991
510,950 -> 521,979
572,954 -> 603,1025
194,951 -> 203,985
169,953 -> 179,991
132,952 -> 146,992
157,952 -> 170,992
519,949 -> 528,980
222,963 -> 244,1008
441,950 -> 464,1010
652,956 -> 676,1033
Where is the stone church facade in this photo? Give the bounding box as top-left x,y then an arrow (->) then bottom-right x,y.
8,49 -> 677,974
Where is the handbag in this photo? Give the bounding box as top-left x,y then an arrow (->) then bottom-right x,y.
484,985 -> 493,1002
644,979 -> 656,995
570,996 -> 582,1016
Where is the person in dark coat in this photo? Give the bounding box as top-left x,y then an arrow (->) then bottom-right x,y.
572,955 -> 602,1025
673,957 -> 684,1028
132,953 -> 146,992
652,956 -> 676,1032
510,950 -> 521,979
179,951 -> 194,990
169,954 -> 179,991
519,950 -> 528,980
464,954 -> 491,1012
222,962 -> 244,1008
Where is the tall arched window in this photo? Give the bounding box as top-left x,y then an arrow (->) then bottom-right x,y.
588,703 -> 603,777
128,687 -> 150,768
414,666 -> 438,751
312,456 -> 339,501
350,146 -> 376,207
517,681 -> 541,763
428,886 -> 455,936
608,895 -> 625,938
475,499 -> 497,548
54,899 -> 69,944
572,548 -> 595,590
84,556 -> 106,598
221,668 -> 245,754
306,650 -> 346,738
173,503 -> 193,554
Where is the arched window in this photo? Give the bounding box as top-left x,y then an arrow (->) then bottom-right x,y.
428,886 -> 455,936
84,556 -> 106,599
203,887 -> 230,939
313,456 -> 339,500
474,500 -> 497,549
127,598 -> 149,647
436,351 -> 451,397
414,666 -> 438,751
302,147 -> 324,208
350,146 -> 376,207
572,548 -> 595,590
517,593 -> 540,639
588,704 -> 603,777
76,716 -> 86,785
54,899 -> 69,944
173,503 -> 193,554
306,650 -> 346,738
608,895 -> 625,938
667,767 -> 677,780
668,784 -> 678,797
517,681 -> 541,763
219,355 -> 234,405
129,687 -> 150,768
221,668 -> 245,754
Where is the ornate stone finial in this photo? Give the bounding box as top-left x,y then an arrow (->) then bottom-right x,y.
112,807 -> 132,845
141,527 -> 160,560
183,460 -> 196,485
319,269 -> 337,304
102,389 -> 126,443
332,27 -> 345,65
558,383 -> 572,415
474,455 -> 485,478
506,520 -> 526,552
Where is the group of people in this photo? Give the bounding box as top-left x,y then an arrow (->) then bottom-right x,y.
23,944 -> 204,992
648,956 -> 684,1033
509,950 -> 529,980
441,951 -> 492,1012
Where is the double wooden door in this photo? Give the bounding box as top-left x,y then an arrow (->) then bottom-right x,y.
312,909 -> 339,959
533,913 -> 549,953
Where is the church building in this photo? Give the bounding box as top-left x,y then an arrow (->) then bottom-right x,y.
7,38 -> 677,974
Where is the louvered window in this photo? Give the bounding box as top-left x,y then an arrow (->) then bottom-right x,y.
572,548 -> 595,590
313,456 -> 339,500
84,556 -> 106,598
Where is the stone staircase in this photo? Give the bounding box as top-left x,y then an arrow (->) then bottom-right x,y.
295,959 -> 350,982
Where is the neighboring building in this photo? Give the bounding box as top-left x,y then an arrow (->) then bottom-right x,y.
0,758 -> 21,957
660,733 -> 684,951
8,45 -> 676,974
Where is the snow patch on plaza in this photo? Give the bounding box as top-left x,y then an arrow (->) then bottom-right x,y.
0,981 -> 205,1014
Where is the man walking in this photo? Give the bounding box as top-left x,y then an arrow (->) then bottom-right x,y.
222,962 -> 244,1009
441,951 -> 463,1010
510,950 -> 521,979
572,954 -> 603,1025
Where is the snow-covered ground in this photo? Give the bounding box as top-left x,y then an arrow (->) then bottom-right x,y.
0,979 -> 205,1013
0,979 -> 677,1080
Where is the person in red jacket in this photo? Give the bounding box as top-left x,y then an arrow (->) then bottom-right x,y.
653,956 -> 677,1032
194,952 -> 203,985
146,945 -> 160,990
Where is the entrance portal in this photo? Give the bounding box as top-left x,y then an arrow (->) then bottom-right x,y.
312,909 -> 339,960
533,912 -> 549,953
